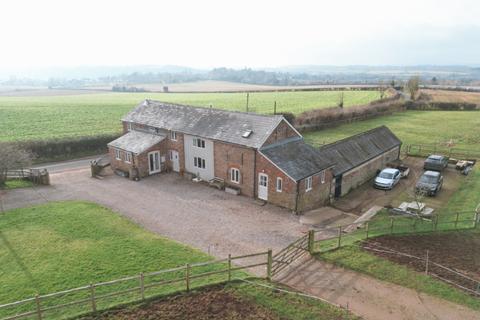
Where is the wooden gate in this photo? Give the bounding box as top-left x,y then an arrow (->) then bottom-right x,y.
271,234 -> 310,277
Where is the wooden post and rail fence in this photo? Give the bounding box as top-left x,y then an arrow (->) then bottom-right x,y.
4,169 -> 50,185
404,143 -> 480,160
0,250 -> 272,320
1,209 -> 478,319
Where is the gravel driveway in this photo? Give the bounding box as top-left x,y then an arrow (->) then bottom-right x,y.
1,169 -> 307,259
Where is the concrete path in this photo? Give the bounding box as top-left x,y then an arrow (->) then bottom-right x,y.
276,256 -> 480,320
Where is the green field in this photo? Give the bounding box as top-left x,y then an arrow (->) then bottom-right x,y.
0,201 -> 354,320
0,91 -> 381,142
304,110 -> 480,151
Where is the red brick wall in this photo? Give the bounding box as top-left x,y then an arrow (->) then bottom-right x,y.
165,132 -> 186,174
296,170 -> 333,212
256,153 -> 298,210
262,120 -> 300,146
214,142 -> 256,197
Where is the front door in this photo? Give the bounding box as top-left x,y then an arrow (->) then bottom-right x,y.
258,173 -> 268,200
148,151 -> 161,175
171,150 -> 180,172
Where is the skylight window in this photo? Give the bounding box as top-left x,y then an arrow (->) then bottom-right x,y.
242,130 -> 253,138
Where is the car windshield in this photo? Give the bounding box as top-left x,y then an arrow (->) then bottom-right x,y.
379,172 -> 394,179
419,175 -> 437,184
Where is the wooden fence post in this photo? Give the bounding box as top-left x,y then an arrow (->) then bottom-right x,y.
390,218 -> 394,234
139,273 -> 145,300
337,226 -> 342,248
425,250 -> 429,275
365,223 -> 369,239
185,264 -> 190,292
35,294 -> 42,320
308,230 -> 315,254
434,215 -> 439,231
455,212 -> 460,229
474,212 -> 478,229
228,254 -> 232,282
89,283 -> 97,313
266,249 -> 273,281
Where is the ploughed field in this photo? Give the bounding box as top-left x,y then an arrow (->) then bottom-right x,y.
0,90 -> 381,142
304,110 -> 480,152
362,231 -> 480,284
422,89 -> 480,104
80,282 -> 358,320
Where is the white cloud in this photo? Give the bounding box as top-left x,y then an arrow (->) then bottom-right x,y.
0,0 -> 479,68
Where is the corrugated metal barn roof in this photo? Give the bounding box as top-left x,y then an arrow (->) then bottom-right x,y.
260,137 -> 335,181
122,100 -> 285,149
318,126 -> 402,176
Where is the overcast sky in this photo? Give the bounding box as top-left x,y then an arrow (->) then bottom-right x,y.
1,0 -> 479,69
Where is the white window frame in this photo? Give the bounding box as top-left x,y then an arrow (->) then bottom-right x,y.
320,170 -> 326,184
276,177 -> 283,192
305,176 -> 313,192
125,152 -> 132,164
194,157 -> 206,169
230,168 -> 240,184
127,122 -> 132,131
193,137 -> 206,148
170,131 -> 177,141
115,149 -> 121,160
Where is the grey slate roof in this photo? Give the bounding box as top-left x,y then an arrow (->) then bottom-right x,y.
108,130 -> 166,154
318,126 -> 402,176
122,100 -> 286,149
260,137 -> 335,181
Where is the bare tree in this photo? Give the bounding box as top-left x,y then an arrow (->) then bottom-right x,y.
379,80 -> 387,99
338,91 -> 344,108
0,144 -> 34,185
405,76 -> 420,100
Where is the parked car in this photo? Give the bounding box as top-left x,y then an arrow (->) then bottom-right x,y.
424,155 -> 449,171
415,170 -> 443,196
374,168 -> 401,190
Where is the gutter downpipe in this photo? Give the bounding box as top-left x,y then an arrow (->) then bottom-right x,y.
294,179 -> 300,214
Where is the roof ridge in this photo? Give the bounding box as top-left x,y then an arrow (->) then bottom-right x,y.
319,125 -> 391,150
260,136 -> 303,151
144,99 -> 285,120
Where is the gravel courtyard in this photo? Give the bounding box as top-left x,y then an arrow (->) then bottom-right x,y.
1,169 -> 307,259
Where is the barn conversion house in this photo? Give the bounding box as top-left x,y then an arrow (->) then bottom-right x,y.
108,99 -> 401,212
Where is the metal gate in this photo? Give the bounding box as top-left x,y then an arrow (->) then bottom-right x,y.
271,234 -> 309,277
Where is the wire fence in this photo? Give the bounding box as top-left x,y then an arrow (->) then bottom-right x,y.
0,251 -> 271,320
405,144 -> 480,160
361,242 -> 480,297
312,210 -> 479,253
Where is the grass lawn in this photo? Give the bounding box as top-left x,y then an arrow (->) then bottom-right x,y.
0,90 -> 381,142
1,179 -> 34,190
304,110 -> 480,152
0,201 -> 237,318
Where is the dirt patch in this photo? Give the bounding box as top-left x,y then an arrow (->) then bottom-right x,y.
363,232 -> 480,288
82,286 -> 277,320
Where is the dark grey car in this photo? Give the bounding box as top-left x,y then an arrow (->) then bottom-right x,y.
415,170 -> 443,196
424,155 -> 449,171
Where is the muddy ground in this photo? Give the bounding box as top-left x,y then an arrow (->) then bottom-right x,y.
81,286 -> 277,320
363,232 -> 480,292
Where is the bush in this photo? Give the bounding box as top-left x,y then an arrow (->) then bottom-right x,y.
15,134 -> 120,163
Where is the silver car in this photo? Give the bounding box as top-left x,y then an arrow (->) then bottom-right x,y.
374,168 -> 401,190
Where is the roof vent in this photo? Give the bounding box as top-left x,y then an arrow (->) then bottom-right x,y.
242,130 -> 253,138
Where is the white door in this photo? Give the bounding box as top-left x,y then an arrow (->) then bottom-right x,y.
171,150 -> 180,172
258,173 -> 268,200
148,151 -> 161,174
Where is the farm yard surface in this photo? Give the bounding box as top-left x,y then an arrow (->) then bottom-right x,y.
0,90 -> 382,142
304,110 -> 480,152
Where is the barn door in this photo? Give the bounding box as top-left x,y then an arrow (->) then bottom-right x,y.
334,175 -> 342,198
